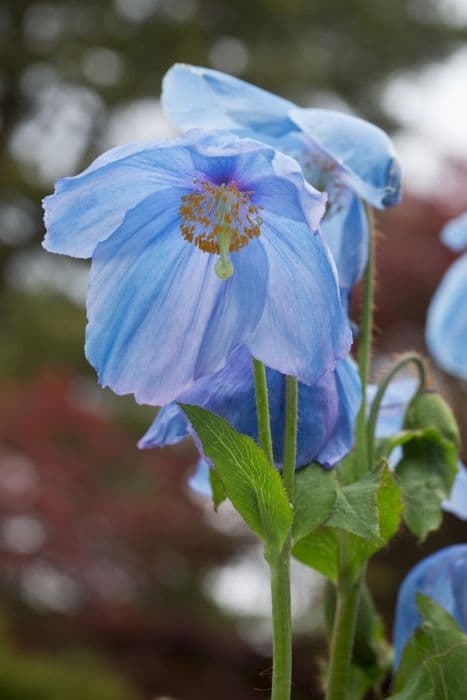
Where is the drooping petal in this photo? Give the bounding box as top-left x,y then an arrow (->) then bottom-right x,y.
288,107 -> 401,208
321,194 -> 369,308
393,545 -> 467,667
426,252 -> 467,380
247,216 -> 352,386
441,211 -> 467,252
443,462 -> 467,520
188,459 -> 213,496
86,193 -> 268,405
137,404 -> 189,448
162,64 -> 295,139
139,347 -> 360,471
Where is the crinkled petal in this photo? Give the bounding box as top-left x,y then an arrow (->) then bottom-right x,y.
247,218 -> 352,386
441,211 -> 467,252
443,462 -> 467,520
288,107 -> 401,208
42,138 -> 197,258
393,544 -> 467,667
426,252 -> 467,379
137,404 -> 189,448
321,195 -> 369,309
162,63 -> 295,139
86,194 -> 268,405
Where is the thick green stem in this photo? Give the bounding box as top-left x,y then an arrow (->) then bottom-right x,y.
354,203 -> 375,478
253,357 -> 274,464
253,362 -> 297,700
269,551 -> 293,700
326,546 -> 363,700
366,352 -> 428,467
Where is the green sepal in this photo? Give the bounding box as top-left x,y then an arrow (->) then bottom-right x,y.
179,404 -> 292,553
395,428 -> 458,541
404,390 -> 460,448
391,595 -> 467,700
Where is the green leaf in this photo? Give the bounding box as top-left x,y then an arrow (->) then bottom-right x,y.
292,463 -> 337,544
395,429 -> 458,541
392,596 -> 467,700
293,527 -> 339,581
326,467 -> 381,539
209,468 -> 226,510
293,465 -> 402,581
179,404 -> 292,553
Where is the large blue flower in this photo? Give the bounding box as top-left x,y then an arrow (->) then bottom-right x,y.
367,379 -> 467,520
162,65 -> 402,306
139,347 -> 361,493
393,544 -> 467,667
43,130 -> 352,405
426,211 -> 467,380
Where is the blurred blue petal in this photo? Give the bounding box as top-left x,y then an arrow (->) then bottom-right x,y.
393,544 -> 467,667
140,346 -> 361,471
162,64 -> 294,139
440,211 -> 467,252
426,252 -> 467,380
289,107 -> 401,208
44,130 -> 352,405
188,459 -> 213,496
443,462 -> 467,520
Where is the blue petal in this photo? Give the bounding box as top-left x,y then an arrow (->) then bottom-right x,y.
443,462 -> 467,520
85,193 -> 268,405
441,211 -> 467,252
187,458 -> 213,496
137,404 -> 189,448
426,252 -> 467,379
288,107 -> 401,209
140,347 -> 359,470
162,64 -> 295,139
393,544 -> 467,667
42,139 -> 195,258
321,195 -> 369,308
247,218 -> 352,386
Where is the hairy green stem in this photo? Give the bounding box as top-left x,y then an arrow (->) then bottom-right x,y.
326,540 -> 364,700
253,362 -> 297,699
253,357 -> 274,464
366,352 -> 428,467
269,551 -> 293,700
354,203 -> 375,479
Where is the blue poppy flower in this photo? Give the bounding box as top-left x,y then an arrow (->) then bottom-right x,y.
426,211 -> 467,380
162,64 -> 401,305
139,346 -> 361,491
43,129 -> 352,405
393,544 -> 467,667
367,379 -> 467,520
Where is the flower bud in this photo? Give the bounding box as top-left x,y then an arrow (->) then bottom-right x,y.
403,390 -> 460,448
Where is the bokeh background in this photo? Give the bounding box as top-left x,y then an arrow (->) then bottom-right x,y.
1,1 -> 466,698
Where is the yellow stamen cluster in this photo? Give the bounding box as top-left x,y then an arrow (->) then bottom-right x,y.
179,180 -> 263,254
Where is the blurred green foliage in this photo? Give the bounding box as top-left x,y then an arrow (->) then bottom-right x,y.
0,622 -> 135,700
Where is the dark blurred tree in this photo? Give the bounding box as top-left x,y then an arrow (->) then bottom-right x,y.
1,0 -> 467,281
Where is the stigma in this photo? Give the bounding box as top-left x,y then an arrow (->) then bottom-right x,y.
180,180 -> 262,280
